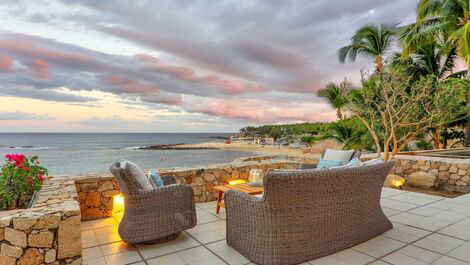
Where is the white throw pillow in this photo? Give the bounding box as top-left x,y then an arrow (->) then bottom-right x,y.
121,161 -> 154,191
323,149 -> 355,165
361,158 -> 384,166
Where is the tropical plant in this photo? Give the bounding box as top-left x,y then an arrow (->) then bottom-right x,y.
0,154 -> 47,210
391,42 -> 459,80
320,118 -> 374,150
401,0 -> 470,145
401,0 -> 470,76
416,139 -> 434,150
338,24 -> 397,72
346,67 -> 469,160
300,136 -> 317,146
317,80 -> 352,120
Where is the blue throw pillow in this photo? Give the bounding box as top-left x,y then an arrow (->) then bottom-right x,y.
317,159 -> 342,169
346,157 -> 361,166
149,170 -> 164,188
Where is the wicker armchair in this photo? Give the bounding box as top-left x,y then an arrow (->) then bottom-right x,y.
225,161 -> 394,265
110,162 -> 197,244
299,149 -> 362,169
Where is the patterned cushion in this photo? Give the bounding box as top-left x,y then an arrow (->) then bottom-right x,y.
323,149 -> 355,165
317,159 -> 342,169
121,161 -> 153,191
148,170 -> 164,188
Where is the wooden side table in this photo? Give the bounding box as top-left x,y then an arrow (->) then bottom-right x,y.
213,183 -> 264,214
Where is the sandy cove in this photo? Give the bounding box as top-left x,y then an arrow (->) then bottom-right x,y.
179,141 -> 327,159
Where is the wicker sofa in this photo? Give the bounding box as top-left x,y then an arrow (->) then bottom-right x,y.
110,162 -> 197,244
225,161 -> 394,265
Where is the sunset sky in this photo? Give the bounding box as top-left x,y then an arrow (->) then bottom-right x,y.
0,0 -> 417,132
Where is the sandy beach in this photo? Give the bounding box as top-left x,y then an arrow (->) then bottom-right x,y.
180,141 -> 324,159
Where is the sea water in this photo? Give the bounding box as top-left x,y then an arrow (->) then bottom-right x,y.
0,133 -> 253,176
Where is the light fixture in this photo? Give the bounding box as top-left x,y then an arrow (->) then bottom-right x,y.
113,194 -> 124,214
228,179 -> 246,185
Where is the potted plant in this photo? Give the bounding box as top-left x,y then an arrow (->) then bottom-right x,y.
0,154 -> 48,210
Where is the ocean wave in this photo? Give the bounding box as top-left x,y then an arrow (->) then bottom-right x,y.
1,146 -> 57,150
125,146 -> 142,150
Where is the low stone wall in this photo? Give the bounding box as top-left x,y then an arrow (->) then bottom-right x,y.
158,158 -> 299,202
0,178 -> 81,265
75,176 -> 120,221
390,155 -> 470,193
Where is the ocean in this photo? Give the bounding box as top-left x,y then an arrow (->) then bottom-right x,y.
0,133 -> 254,176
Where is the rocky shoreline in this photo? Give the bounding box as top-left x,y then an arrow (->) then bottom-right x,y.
139,144 -> 219,150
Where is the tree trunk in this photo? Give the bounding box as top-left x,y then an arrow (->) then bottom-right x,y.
375,55 -> 384,72
432,129 -> 442,149
466,67 -> 470,147
337,108 -> 343,120
356,116 -> 381,157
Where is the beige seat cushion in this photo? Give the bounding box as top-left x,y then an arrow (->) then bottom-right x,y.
121,161 -> 153,191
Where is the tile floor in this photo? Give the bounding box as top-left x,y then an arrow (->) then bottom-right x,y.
81,188 -> 470,265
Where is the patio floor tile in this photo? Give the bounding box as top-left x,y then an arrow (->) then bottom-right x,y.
413,233 -> 465,254
382,225 -> 431,243
439,223 -> 470,240
382,252 -> 429,265
389,212 -> 451,231
352,236 -> 406,258
99,241 -> 135,256
396,245 -> 442,263
82,256 -> 106,265
206,240 -> 250,265
381,198 -> 420,211
103,249 -> 142,265
431,256 -> 470,265
447,242 -> 470,263
146,253 -> 186,265
82,246 -> 103,261
331,248 -> 375,265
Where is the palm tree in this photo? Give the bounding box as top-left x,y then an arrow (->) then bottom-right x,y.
338,24 -> 397,72
391,41 -> 460,80
401,0 -> 470,145
320,118 -> 373,150
317,80 -> 351,120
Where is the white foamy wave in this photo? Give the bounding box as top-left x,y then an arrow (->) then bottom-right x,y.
1,146 -> 57,150
125,146 -> 142,150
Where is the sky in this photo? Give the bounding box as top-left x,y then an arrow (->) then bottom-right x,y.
0,0 -> 418,133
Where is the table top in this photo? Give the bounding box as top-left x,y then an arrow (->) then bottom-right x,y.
214,182 -> 263,195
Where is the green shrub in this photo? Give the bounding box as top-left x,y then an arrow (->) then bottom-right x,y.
416,140 -> 433,150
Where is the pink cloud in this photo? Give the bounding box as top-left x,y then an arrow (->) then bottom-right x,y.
134,53 -> 159,63
0,39 -> 93,63
32,59 -> 50,80
0,55 -> 12,71
135,53 -> 266,95
190,99 -> 336,123
104,75 -> 159,94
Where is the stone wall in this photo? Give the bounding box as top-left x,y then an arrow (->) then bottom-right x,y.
0,178 -> 81,265
75,176 -> 120,221
158,158 -> 299,202
390,155 -> 470,193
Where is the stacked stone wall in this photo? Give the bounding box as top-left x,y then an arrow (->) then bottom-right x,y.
391,157 -> 470,193
0,178 -> 81,265
75,177 -> 120,221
